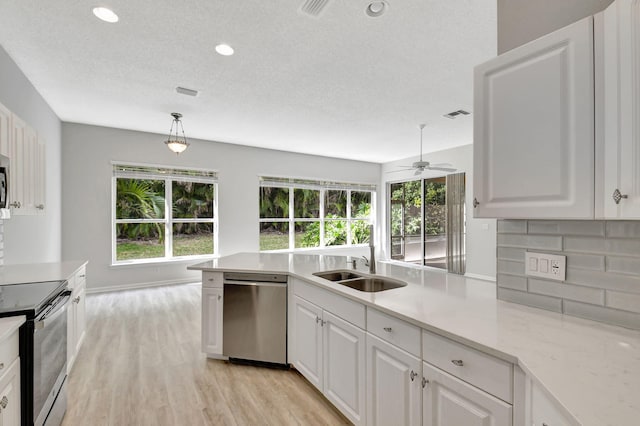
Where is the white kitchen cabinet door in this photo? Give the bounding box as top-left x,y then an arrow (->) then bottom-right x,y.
473,16 -> 595,219
602,0 -> 640,218
0,102 -> 10,158
292,296 -> 323,391
0,358 -> 21,426
201,287 -> 223,356
323,311 -> 365,426
68,268 -> 87,373
74,285 -> 86,356
367,333 -> 422,426
422,362 -> 511,426
8,115 -> 24,213
34,138 -> 45,214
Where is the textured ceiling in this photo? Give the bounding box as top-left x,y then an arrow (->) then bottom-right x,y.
0,0 -> 496,163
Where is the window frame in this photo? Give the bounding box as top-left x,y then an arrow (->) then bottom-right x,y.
259,178 -> 375,252
111,163 -> 219,265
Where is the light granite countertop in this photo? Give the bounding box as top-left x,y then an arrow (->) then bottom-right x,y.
0,261 -> 87,286
190,252 -> 640,426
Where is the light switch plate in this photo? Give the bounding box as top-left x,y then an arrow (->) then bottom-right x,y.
525,252 -> 566,281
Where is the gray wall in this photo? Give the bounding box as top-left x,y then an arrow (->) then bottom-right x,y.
496,220 -> 640,330
0,45 -> 62,264
497,0 -> 614,53
62,123 -> 380,292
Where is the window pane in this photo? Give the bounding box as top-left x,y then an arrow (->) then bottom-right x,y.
173,181 -> 215,218
116,223 -> 165,260
325,190 -> 347,217
260,187 -> 289,218
173,223 -> 214,256
324,220 -> 347,246
350,220 -> 371,244
351,191 -> 371,218
116,179 -> 165,219
295,221 -> 320,248
260,222 -> 289,251
294,189 -> 319,218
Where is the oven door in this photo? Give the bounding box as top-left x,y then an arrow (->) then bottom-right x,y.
33,290 -> 71,426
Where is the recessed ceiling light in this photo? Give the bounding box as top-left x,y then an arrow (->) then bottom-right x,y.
366,1 -> 388,17
92,6 -> 119,23
215,44 -> 234,56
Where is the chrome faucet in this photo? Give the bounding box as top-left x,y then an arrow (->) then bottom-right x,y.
367,225 -> 376,274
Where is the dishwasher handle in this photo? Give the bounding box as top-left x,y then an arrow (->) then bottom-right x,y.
223,280 -> 287,287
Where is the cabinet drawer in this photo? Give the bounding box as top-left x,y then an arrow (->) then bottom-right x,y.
294,279 -> 365,329
0,329 -> 19,374
367,308 -> 421,357
422,330 -> 513,403
202,272 -> 223,288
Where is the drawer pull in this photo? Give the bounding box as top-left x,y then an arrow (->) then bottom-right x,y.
208,278 -> 215,281
422,377 -> 429,388
79,274 -> 86,278
217,295 -> 221,301
451,359 -> 464,367
316,316 -> 321,324
0,396 -> 7,409
0,363 -> 3,370
410,370 -> 418,381
383,327 -> 392,332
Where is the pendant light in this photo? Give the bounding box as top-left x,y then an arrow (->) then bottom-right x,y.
164,112 -> 190,154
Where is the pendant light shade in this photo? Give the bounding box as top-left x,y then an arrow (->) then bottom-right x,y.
164,112 -> 190,154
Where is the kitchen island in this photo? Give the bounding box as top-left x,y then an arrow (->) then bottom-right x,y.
190,252 -> 640,426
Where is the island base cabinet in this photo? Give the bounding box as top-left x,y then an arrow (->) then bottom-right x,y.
67,266 -> 87,374
366,333 -> 422,426
323,311 -> 365,426
422,362 -> 512,426
0,358 -> 20,426
201,287 -> 223,356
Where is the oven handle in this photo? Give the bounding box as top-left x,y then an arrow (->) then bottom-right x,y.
35,290 -> 72,330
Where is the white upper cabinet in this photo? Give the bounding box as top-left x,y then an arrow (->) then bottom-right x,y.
474,16 -> 596,219
602,0 -> 640,218
0,102 -> 10,158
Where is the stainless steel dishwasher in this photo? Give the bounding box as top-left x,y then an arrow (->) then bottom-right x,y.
223,272 -> 288,366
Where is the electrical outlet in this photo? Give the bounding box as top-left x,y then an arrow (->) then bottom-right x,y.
525,252 -> 566,281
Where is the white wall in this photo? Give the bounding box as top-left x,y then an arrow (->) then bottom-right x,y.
0,46 -> 61,264
381,144 -> 496,280
62,123 -> 380,291
498,0 -> 614,53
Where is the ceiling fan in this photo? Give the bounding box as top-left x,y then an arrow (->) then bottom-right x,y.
387,124 -> 457,175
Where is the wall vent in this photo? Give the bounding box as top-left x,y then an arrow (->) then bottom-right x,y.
176,87 -> 199,97
300,0 -> 332,17
443,109 -> 471,119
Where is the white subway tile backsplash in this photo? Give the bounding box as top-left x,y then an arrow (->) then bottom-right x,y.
564,300 -> 640,330
606,291 -> 640,314
497,274 -> 527,291
498,288 -> 563,313
528,220 -> 605,236
497,219 -> 640,329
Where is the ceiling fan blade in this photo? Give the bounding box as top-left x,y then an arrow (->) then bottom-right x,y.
428,167 -> 457,172
386,167 -> 415,174
429,163 -> 453,168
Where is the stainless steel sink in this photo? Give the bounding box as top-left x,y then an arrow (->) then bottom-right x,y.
338,277 -> 407,292
313,270 -> 364,282
313,270 -> 407,292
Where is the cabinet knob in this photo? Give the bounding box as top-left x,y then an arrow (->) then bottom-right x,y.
0,362 -> 3,370
73,296 -> 81,304
316,316 -> 321,324
422,377 -> 429,388
613,189 -> 628,204
473,198 -> 480,208
217,295 -> 221,301
409,370 -> 418,381
9,201 -> 20,208
383,327 -> 392,333
36,204 -> 44,210
451,359 -> 464,367
0,395 -> 7,409
79,274 -> 86,278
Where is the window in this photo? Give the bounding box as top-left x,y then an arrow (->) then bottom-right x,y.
388,173 -> 466,273
113,164 -> 218,263
259,177 -> 375,251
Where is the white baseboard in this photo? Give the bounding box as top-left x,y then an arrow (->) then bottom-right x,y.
464,272 -> 496,282
86,278 -> 200,294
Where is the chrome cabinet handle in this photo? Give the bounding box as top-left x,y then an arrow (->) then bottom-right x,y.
422,377 -> 428,388
208,278 -> 215,281
73,296 -> 81,304
0,396 -> 7,409
9,201 -> 20,208
321,320 -> 326,326
79,274 -> 86,278
451,359 -> 464,366
36,204 -> 44,210
473,198 -> 479,208
410,370 -> 418,381
217,295 -> 221,301
316,316 -> 321,324
383,327 -> 392,332
0,362 -> 3,370
613,189 -> 628,204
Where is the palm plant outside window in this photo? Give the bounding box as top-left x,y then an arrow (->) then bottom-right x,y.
113,164 -> 218,263
259,177 -> 375,251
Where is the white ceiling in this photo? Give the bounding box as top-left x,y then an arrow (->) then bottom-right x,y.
0,0 -> 496,163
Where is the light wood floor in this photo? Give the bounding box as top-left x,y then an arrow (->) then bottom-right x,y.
61,284 -> 349,426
